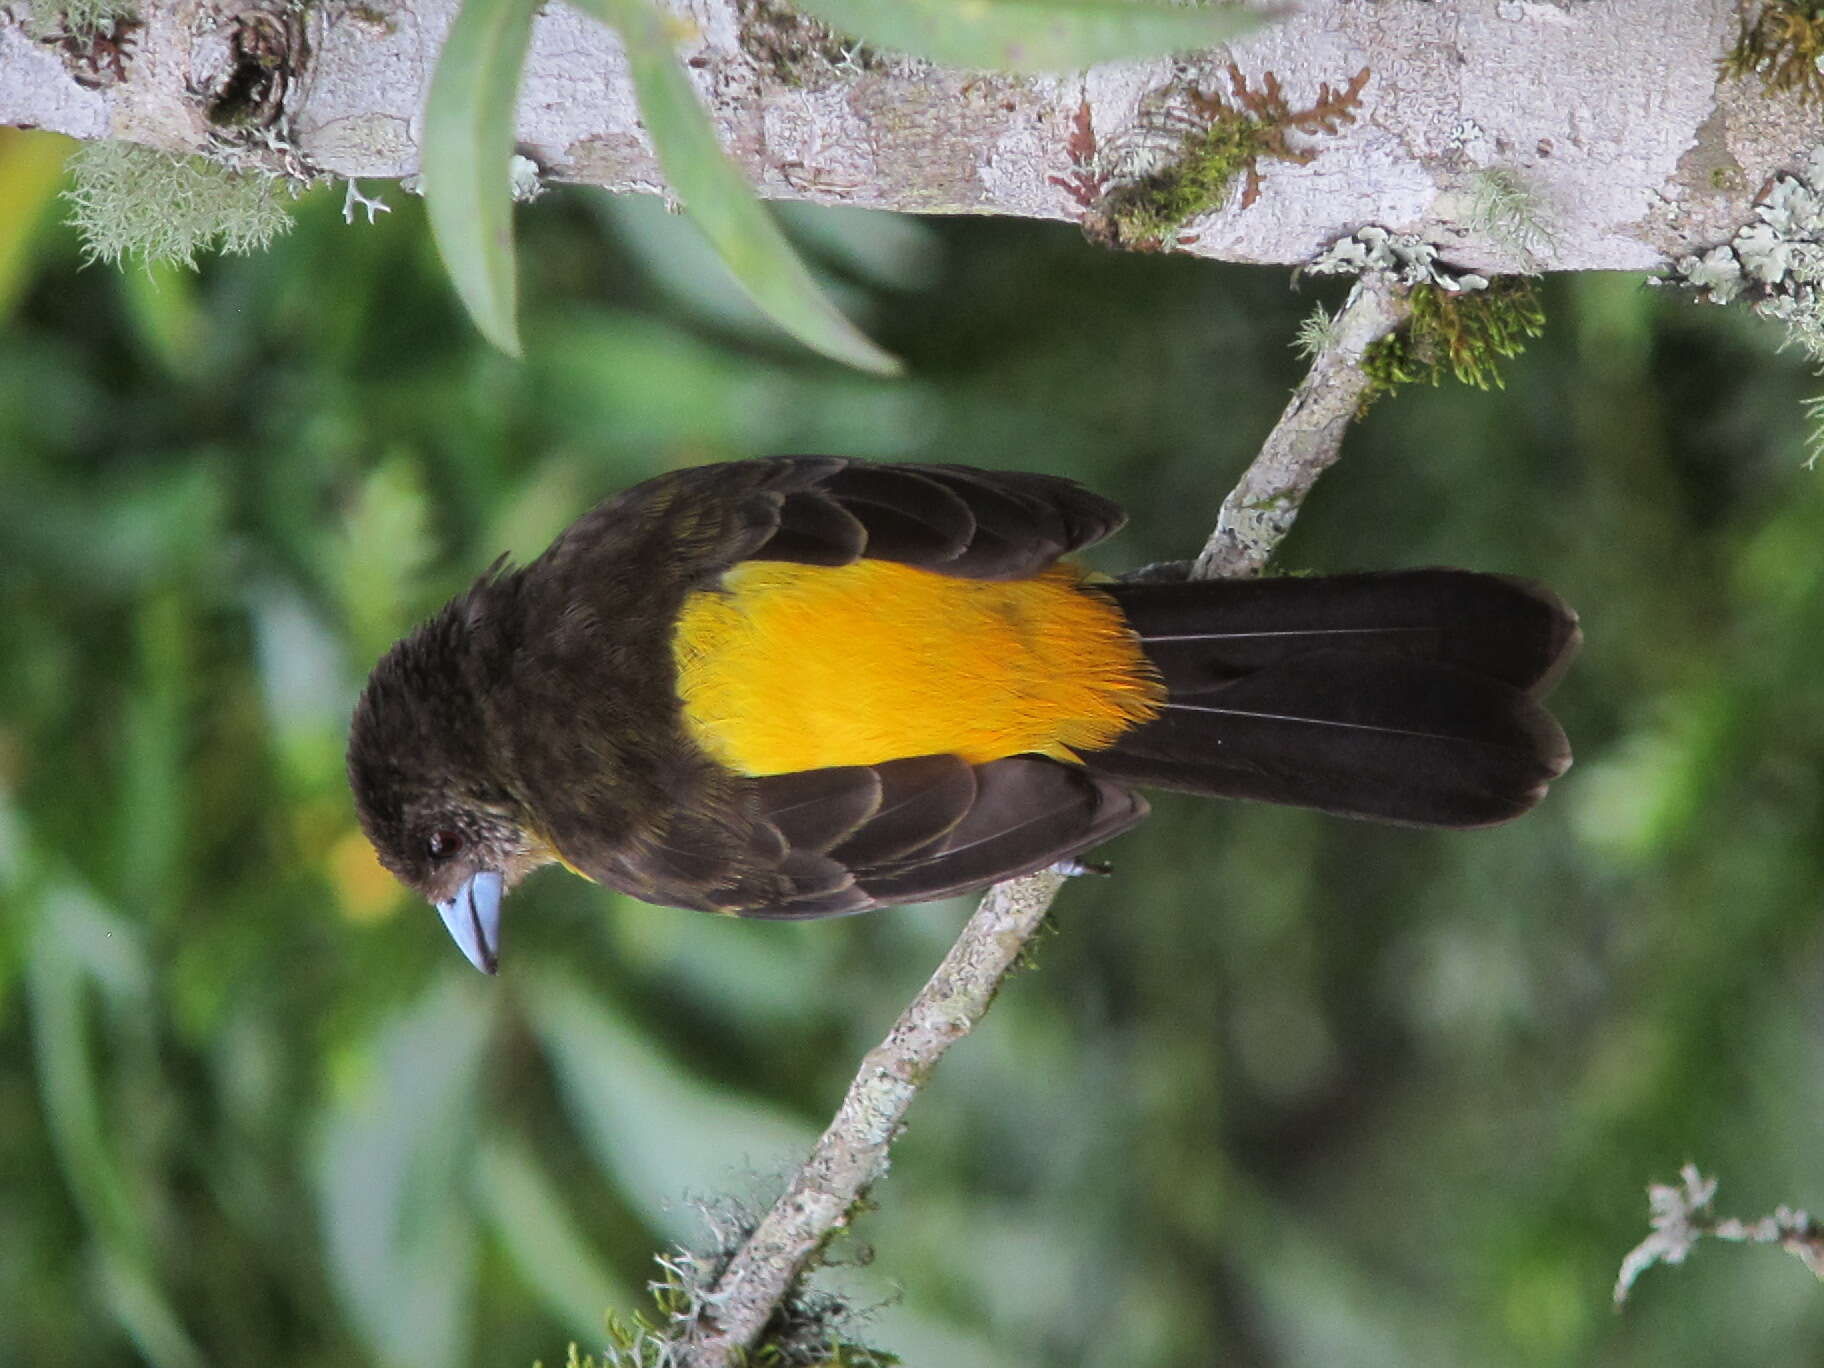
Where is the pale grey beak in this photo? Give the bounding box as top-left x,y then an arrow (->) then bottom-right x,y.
437,870 -> 504,974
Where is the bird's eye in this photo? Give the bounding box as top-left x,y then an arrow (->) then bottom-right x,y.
426,829 -> 464,861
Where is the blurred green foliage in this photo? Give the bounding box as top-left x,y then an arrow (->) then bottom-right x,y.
5,126 -> 1824,1368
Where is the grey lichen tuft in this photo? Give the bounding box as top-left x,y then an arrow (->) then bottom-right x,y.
550,1191 -> 897,1368
64,140 -> 293,270
1804,392 -> 1824,468
1466,166 -> 1556,265
1615,1164 -> 1824,1305
509,154 -> 547,204
1292,302 -> 1340,360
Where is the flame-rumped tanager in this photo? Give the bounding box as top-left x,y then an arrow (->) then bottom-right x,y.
347,457 -> 1579,973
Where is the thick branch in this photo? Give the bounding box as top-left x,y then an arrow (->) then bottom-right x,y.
0,0 -> 1812,273
687,267 -> 1390,1364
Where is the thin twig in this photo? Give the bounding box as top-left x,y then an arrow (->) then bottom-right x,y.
1195,272 -> 1410,578
685,869 -> 1068,1362
684,270 -> 1406,1365
1614,1165 -> 1824,1305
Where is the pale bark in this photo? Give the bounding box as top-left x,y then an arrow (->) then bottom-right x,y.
0,0 -> 1811,274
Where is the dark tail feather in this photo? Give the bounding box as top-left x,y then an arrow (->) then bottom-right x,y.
1088,571 -> 1578,828
1102,569 -> 1579,697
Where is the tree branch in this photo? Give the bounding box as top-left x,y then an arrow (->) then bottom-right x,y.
686,867 -> 1067,1363
0,0 -> 1811,273
683,264 -> 1402,1365
1615,1165 -> 1824,1305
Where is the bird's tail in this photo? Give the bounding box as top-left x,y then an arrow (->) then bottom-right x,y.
1085,569 -> 1580,828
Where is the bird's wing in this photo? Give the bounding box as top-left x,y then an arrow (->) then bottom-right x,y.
534,458 -> 1138,914
600,754 -> 1147,918
546,457 -> 1127,586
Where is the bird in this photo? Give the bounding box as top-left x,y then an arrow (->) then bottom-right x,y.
346,457 -> 1579,974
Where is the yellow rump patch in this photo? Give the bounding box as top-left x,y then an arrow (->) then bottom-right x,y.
672,560 -> 1163,775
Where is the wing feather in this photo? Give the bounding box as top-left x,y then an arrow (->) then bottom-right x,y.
852,758 -> 1146,906
737,457 -> 1124,580
550,458 -> 1139,916
598,755 -> 1142,918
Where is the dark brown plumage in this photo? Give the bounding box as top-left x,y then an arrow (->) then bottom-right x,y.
346,457 -> 1579,972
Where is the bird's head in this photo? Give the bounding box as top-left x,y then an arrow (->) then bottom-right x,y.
346,609 -> 550,973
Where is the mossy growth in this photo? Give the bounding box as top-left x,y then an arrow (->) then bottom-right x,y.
735,0 -> 879,88
1360,278 -> 1545,410
1095,114 -> 1271,250
64,140 -> 293,270
22,0 -> 137,40
1090,65 -> 1369,251
1721,1 -> 1824,105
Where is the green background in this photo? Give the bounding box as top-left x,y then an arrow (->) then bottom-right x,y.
5,127 -> 1824,1366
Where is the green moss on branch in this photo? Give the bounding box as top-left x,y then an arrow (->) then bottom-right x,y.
1360,278 -> 1545,410
1722,2 -> 1824,105
1088,65 -> 1369,252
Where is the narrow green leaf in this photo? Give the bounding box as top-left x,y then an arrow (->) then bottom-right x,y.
568,0 -> 902,375
28,890 -> 153,1262
474,1134 -> 634,1339
314,977 -> 494,1368
523,966 -> 817,1241
423,0 -> 540,357
119,261 -> 206,382
789,0 -> 1268,74
115,591 -> 191,928
26,885 -> 204,1368
94,1249 -> 209,1368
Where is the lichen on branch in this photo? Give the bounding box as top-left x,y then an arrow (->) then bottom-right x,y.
1665,147 -> 1824,356
64,140 -> 294,270
1466,166 -> 1557,264
546,1201 -> 896,1368
1615,1165 -> 1824,1305
1662,146 -> 1824,461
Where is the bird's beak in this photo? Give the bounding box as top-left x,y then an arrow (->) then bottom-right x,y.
436,870 -> 504,974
